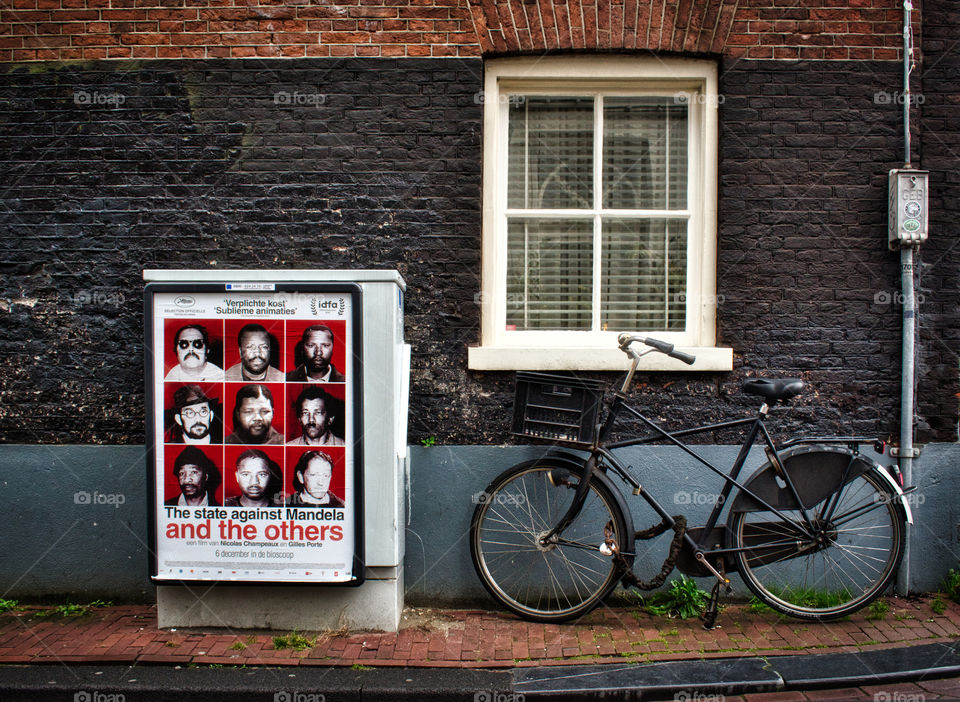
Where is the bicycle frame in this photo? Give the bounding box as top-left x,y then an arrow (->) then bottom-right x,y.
598,395 -> 808,558
547,379 -> 884,580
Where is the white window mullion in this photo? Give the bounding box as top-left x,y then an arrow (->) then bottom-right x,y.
592,93 -> 603,333
523,99 -> 530,209
522,99 -> 530,328
664,105 -> 671,324
523,220 -> 529,329
496,95 -> 511,339
505,208 -> 690,218
684,93 -> 698,343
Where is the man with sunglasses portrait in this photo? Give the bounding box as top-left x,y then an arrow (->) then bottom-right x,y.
164,324 -> 224,382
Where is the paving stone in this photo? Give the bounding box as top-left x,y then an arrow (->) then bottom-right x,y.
769,643 -> 960,689
918,677 -> 960,695
514,658 -> 783,697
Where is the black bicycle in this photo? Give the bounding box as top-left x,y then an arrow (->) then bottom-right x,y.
470,335 -> 915,626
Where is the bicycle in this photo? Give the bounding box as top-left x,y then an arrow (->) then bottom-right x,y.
470,335 -> 915,627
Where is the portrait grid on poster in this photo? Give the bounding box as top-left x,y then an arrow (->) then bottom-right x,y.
147,285 -> 361,584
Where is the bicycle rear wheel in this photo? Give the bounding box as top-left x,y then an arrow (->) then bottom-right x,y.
732,469 -> 905,620
470,460 -> 630,623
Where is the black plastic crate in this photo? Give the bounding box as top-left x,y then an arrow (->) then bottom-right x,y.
511,372 -> 606,445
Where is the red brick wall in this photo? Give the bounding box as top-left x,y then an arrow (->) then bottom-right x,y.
471,0 -> 908,59
1,0 -> 911,62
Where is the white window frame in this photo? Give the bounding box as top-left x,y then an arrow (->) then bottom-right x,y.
468,56 -> 732,371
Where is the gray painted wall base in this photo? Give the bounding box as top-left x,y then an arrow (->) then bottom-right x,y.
0,444 -> 956,611
157,568 -> 403,631
404,444 -> 960,605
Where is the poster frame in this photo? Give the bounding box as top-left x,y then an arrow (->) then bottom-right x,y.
144,281 -> 365,587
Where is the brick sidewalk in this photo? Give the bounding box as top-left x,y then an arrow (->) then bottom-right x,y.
0,595 -> 957,669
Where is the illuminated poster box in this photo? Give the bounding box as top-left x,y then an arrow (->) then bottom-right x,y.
145,282 -> 364,585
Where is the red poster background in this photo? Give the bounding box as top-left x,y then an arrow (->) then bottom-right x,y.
222,445 -> 286,505
284,383 -> 347,442
223,382 -> 286,443
223,318 -> 286,377
285,446 -> 346,505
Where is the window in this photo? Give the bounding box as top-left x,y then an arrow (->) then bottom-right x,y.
469,57 -> 731,371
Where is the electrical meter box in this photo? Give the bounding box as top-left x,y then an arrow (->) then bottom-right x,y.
889,169 -> 929,249
144,269 -> 410,632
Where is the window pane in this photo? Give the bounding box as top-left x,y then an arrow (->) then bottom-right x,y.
601,218 -> 686,331
507,218 -> 593,330
508,97 -> 594,210
603,98 -> 687,210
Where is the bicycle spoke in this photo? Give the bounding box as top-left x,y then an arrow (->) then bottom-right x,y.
830,500 -> 892,529
734,468 -> 903,620
471,463 -> 627,621
554,538 -> 605,551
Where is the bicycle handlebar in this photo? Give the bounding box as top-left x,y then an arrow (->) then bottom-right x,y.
617,333 -> 697,366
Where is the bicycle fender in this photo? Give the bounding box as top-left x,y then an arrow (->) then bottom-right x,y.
536,451 -> 637,559
863,458 -> 914,524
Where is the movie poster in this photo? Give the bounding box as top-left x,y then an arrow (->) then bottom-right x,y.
145,283 -> 363,584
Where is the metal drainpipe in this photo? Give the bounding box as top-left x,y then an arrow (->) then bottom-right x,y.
899,247 -> 915,596
896,0 -> 916,596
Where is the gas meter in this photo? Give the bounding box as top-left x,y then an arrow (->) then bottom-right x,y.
888,169 -> 929,249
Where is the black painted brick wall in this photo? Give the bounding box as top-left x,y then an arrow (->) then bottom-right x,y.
0,58 -> 485,443
919,0 -> 960,443
717,59 -> 906,441
0,56 -> 955,445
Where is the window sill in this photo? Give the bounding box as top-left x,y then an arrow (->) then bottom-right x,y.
467,346 -> 733,371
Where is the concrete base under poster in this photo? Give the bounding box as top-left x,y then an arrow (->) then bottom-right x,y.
156,567 -> 403,631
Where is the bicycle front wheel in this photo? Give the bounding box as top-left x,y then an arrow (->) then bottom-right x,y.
470,460 -> 630,623
732,469 -> 905,620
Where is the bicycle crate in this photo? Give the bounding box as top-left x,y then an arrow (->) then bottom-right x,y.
511,372 -> 606,445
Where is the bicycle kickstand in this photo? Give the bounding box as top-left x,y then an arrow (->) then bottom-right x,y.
701,564 -> 732,631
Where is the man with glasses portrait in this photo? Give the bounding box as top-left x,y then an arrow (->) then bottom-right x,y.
164,324 -> 224,382
168,384 -> 220,444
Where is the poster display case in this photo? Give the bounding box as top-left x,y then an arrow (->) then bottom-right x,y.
145,282 -> 364,585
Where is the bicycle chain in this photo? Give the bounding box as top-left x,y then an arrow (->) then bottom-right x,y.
609,515 -> 688,591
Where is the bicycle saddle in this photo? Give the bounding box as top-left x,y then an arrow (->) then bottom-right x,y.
742,378 -> 804,401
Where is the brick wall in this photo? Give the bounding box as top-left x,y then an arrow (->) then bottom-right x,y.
717,59 -> 904,440
471,0 -> 909,58
3,54 -> 954,445
918,0 -> 960,442
1,0 -> 910,62
0,2 -> 956,445
0,58 -> 484,443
